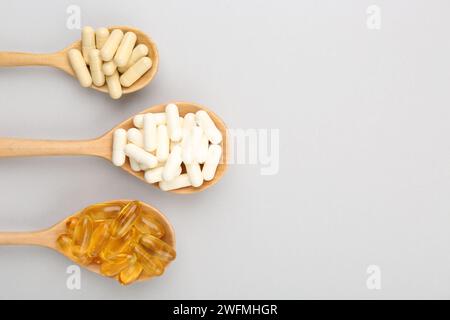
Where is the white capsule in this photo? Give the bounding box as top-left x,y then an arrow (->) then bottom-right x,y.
202,145 -> 222,181
100,29 -> 124,61
118,44 -> 149,73
143,114 -> 157,152
196,110 -> 222,145
114,32 -> 137,67
162,145 -> 183,181
156,125 -> 170,162
102,60 -> 117,76
133,113 -> 165,128
182,113 -> 196,138
95,27 -> 109,49
88,49 -> 105,87
159,174 -> 191,191
186,163 -> 203,187
129,159 -> 141,172
119,57 -> 152,87
68,49 -> 92,88
112,129 -> 127,166
145,166 -> 181,184
81,26 -> 95,64
182,126 -> 202,165
166,104 -> 182,142
196,135 -> 209,164
124,144 -> 158,169
127,128 -> 143,148
170,141 -> 180,152
105,71 -> 122,99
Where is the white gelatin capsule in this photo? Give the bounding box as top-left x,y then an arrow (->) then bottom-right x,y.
133,113 -> 165,128
88,49 -> 105,87
159,174 -> 191,191
127,128 -> 143,148
120,57 -> 152,88
112,129 -> 127,166
68,49 -> 92,88
105,71 -> 122,99
124,144 -> 158,169
182,113 -> 196,138
162,145 -> 183,181
118,44 -> 149,73
143,114 -> 157,152
156,125 -> 169,162
114,32 -> 137,67
186,163 -> 203,187
81,26 -> 95,64
102,61 -> 117,76
170,141 -> 180,152
182,126 -> 202,165
202,145 -> 222,181
129,159 -> 141,172
95,27 -> 109,49
166,104 -> 182,142
196,135 -> 209,164
196,110 -> 222,144
145,166 -> 181,184
101,29 -> 124,61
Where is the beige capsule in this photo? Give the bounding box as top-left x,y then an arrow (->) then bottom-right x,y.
101,29 -> 124,61
118,44 -> 149,73
106,71 -> 122,99
81,26 -> 95,64
95,27 -> 109,49
88,49 -> 105,87
120,57 -> 152,88
102,60 -> 117,76
68,49 -> 92,88
114,32 -> 137,67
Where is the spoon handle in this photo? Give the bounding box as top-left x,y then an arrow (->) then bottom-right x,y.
0,231 -> 52,247
0,51 -> 62,68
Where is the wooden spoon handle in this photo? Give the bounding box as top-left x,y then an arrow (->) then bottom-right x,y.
0,231 -> 52,247
0,51 -> 62,68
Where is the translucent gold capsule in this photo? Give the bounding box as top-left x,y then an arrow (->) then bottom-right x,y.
100,227 -> 137,260
71,245 -> 93,265
72,215 -> 94,256
100,253 -> 136,277
65,217 -> 78,235
87,222 -> 111,258
140,234 -> 176,262
83,201 -> 125,222
110,201 -> 141,238
134,244 -> 164,276
57,234 -> 73,255
135,211 -> 165,238
119,261 -> 143,285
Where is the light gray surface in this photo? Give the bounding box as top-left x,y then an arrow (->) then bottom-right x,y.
0,0 -> 449,299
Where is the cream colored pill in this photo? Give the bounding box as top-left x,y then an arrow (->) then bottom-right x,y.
143,114 -> 157,152
119,57 -> 152,88
68,49 -> 92,88
202,145 -> 222,181
159,174 -> 191,191
95,27 -> 109,49
127,128 -> 143,148
133,113 -> 165,128
156,125 -> 169,162
186,163 -> 203,187
88,49 -> 105,87
112,129 -> 127,166
162,145 -> 183,181
196,110 -> 222,145
118,44 -> 149,73
129,159 -> 141,172
105,71 -> 122,99
145,166 -> 181,184
114,32 -> 137,67
101,29 -> 124,61
124,144 -> 158,169
82,26 -> 95,64
102,61 -> 117,76
182,113 -> 196,138
196,135 -> 209,164
166,104 -> 182,142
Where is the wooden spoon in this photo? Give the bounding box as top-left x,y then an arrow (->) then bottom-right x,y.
0,26 -> 159,95
0,102 -> 228,194
0,200 -> 175,283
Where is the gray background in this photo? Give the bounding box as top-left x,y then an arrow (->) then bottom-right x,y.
0,0 -> 449,299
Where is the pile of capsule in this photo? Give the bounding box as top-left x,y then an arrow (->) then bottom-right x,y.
112,103 -> 223,191
56,200 -> 175,285
68,26 -> 153,99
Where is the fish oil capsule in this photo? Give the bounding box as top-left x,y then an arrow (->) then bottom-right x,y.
119,261 -> 143,285
102,60 -> 117,76
140,234 -> 176,262
95,27 -> 109,49
68,49 -> 92,87
66,217 -> 78,235
133,113 -> 166,128
114,32 -> 137,67
100,228 -> 136,260
118,44 -> 149,73
119,57 -> 152,87
166,104 -> 182,142
81,26 -> 95,64
156,125 -> 169,162
112,128 -> 127,166
106,71 -> 122,99
186,163 -> 203,187
84,201 -> 124,221
124,144 -> 158,169
196,110 -> 222,145
57,234 -> 73,255
127,128 -> 144,148
144,166 -> 181,184
110,201 -> 141,238
159,174 -> 192,191
87,222 -> 110,258
135,211 -> 165,238
196,135 -> 209,164
143,113 -> 157,152
72,215 -> 94,256
134,244 -> 164,276
162,145 -> 183,181
202,145 -> 222,181
100,29 -> 124,61
88,49 -> 105,87
100,253 -> 136,277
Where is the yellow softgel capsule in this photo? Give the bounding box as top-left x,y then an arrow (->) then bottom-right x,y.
65,217 -> 78,235
100,227 -> 137,260
72,215 -> 94,256
100,253 -> 136,277
119,261 -> 143,285
134,244 -> 164,276
140,234 -> 176,262
135,212 -> 165,238
71,245 -> 93,265
110,201 -> 141,238
87,222 -> 111,258
85,202 -> 124,222
56,234 -> 72,255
